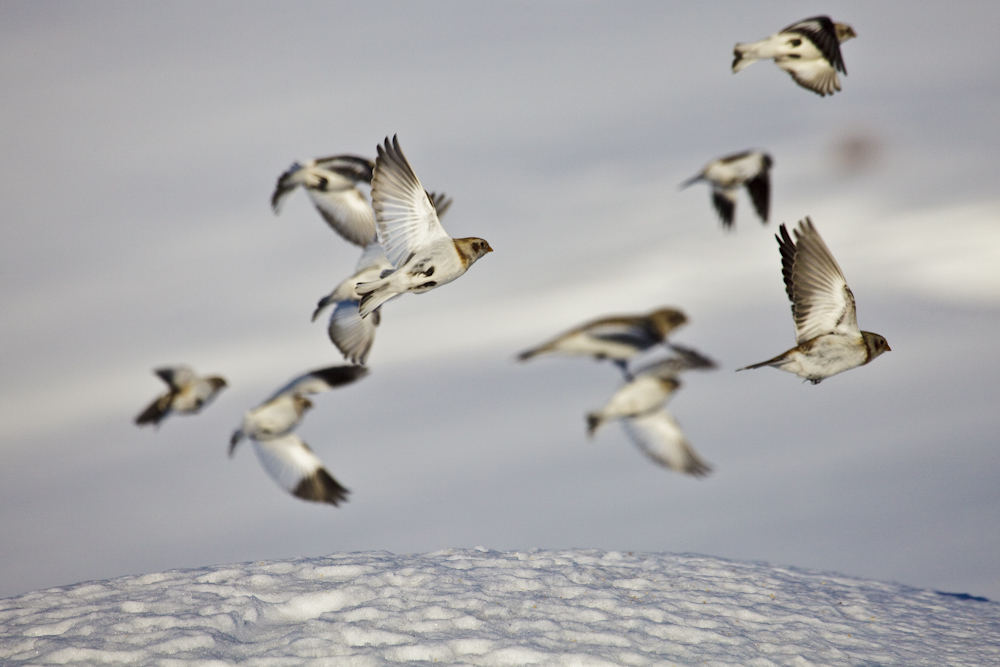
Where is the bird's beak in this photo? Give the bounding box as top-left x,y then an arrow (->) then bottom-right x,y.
486,243 -> 494,252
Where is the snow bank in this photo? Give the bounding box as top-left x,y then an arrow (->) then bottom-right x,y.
1,549 -> 997,666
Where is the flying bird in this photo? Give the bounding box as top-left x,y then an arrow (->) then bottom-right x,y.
356,136 -> 492,318
620,408 -> 712,477
272,154 -> 377,247
230,365 -> 368,505
738,218 -> 890,383
312,193 -> 453,365
517,308 -> 688,376
732,16 -> 856,97
681,150 -> 772,229
586,345 -> 716,436
135,366 -> 227,427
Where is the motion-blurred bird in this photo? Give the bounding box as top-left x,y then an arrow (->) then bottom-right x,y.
586,345 -> 716,436
312,193 -> 454,365
620,408 -> 712,477
135,366 -> 227,427
229,365 -> 368,506
272,154 -> 377,246
517,308 -> 688,376
738,218 -> 890,383
682,150 -> 772,229
356,136 -> 492,318
732,16 -> 856,97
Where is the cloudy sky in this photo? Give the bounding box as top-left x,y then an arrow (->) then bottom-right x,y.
2,1 -> 999,601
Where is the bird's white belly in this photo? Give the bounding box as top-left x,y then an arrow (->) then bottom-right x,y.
601,377 -> 668,419
555,333 -> 638,360
781,335 -> 867,381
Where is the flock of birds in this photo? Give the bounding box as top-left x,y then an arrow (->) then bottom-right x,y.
135,16 -> 890,506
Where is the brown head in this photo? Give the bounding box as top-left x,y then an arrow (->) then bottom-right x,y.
835,23 -> 857,43
208,376 -> 228,391
453,237 -> 493,268
861,331 -> 890,364
647,308 -> 688,338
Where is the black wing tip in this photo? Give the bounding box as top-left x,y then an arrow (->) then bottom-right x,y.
294,469 -> 350,506
310,364 -> 370,387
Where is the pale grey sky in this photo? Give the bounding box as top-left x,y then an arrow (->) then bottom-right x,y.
1,1 -> 998,600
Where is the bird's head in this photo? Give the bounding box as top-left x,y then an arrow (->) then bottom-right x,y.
649,308 -> 688,337
454,237 -> 493,266
835,23 -> 857,43
862,332 -> 891,361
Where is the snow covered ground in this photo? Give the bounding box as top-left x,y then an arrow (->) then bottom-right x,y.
1,549 -> 997,666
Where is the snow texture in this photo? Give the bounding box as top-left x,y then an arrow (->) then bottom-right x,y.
1,549 -> 997,666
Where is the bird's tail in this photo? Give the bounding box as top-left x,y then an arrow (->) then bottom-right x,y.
229,430 -> 244,457
586,413 -> 603,437
357,280 -> 397,318
516,341 -> 555,362
679,174 -> 704,189
731,42 -> 761,73
736,350 -> 786,372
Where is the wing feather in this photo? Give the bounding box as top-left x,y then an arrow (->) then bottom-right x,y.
251,434 -> 349,505
370,136 -> 449,268
781,16 -> 846,73
620,409 -> 712,477
779,218 -> 859,343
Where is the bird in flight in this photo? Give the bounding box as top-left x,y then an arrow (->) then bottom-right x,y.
135,366 -> 227,427
357,136 -> 492,318
739,218 -> 889,383
681,150 -> 772,229
732,16 -> 856,97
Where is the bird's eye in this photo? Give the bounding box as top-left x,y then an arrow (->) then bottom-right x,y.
789,38 -> 802,47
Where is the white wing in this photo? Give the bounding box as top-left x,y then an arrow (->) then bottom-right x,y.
155,365 -> 195,390
251,434 -> 349,505
370,135 -> 450,269
778,58 -> 841,97
620,409 -> 712,477
305,185 -> 377,247
779,218 -> 859,343
328,301 -> 380,365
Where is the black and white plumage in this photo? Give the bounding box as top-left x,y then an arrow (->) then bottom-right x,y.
681,150 -> 772,229
230,365 -> 368,506
738,218 -> 890,384
732,16 -> 856,97
586,344 -> 717,436
620,409 -> 712,477
312,193 -> 453,365
135,366 -> 227,427
356,136 -> 492,318
517,308 -> 688,376
312,242 -> 392,365
272,155 -> 377,247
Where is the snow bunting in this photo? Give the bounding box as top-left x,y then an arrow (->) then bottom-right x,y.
229,365 -> 368,506
135,366 -> 227,427
682,150 -> 772,229
312,193 -> 453,365
732,16 -> 856,97
586,345 -> 716,436
620,409 -> 712,477
356,136 -> 492,318
738,218 -> 890,383
517,308 -> 688,375
272,154 -> 377,247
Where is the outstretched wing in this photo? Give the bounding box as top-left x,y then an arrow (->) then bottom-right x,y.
265,365 -> 369,402
711,188 -> 737,229
620,409 -> 712,477
778,218 -> 859,344
155,366 -> 195,390
781,16 -> 846,73
745,170 -> 771,223
370,135 -> 450,269
779,58 -> 841,97
251,434 -> 349,506
328,301 -> 380,365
